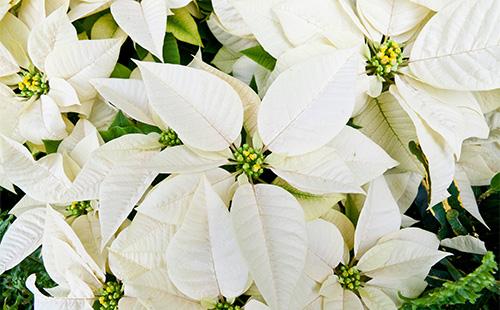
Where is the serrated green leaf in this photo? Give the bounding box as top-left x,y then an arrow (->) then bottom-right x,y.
240,45 -> 276,71
167,8 -> 203,46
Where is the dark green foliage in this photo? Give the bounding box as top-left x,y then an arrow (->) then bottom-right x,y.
400,252 -> 498,309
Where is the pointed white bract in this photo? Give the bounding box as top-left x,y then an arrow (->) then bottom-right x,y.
409,0 -> 500,91
258,49 -> 358,156
166,177 -> 249,300
111,0 -> 166,61
231,184 -> 307,310
138,61 -> 244,151
0,207 -> 46,275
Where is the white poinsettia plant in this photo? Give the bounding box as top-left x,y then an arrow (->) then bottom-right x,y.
0,0 -> 498,309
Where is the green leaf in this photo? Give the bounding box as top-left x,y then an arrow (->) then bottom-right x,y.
42,140 -> 62,154
110,63 -> 132,78
136,122 -> 162,134
240,45 -> 277,71
100,126 -> 143,142
90,13 -> 119,39
99,111 -> 142,142
167,8 -> 203,46
490,173 -> 500,192
110,111 -> 135,127
163,32 -> 180,64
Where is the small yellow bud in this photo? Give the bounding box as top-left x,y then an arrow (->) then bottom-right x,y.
380,56 -> 390,64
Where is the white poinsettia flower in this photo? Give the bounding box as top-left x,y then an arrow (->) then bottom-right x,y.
292,176 -> 450,309
0,8 -> 124,144
120,52 -> 396,196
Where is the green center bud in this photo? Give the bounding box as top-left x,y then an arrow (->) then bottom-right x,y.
97,280 -> 123,310
17,68 -> 49,99
232,144 -> 265,179
66,201 -> 93,217
159,128 -> 182,147
337,265 -> 362,291
367,40 -> 403,80
211,301 -> 241,310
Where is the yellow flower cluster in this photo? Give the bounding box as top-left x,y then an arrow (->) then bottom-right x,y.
337,265 -> 362,291
66,201 -> 93,217
232,144 -> 265,179
17,69 -> 49,98
369,40 -> 403,78
97,281 -> 123,310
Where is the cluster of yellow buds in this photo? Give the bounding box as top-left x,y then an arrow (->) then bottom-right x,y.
97,280 -> 123,310
337,265 -> 362,291
232,144 -> 265,179
212,301 -> 241,310
17,69 -> 49,98
368,40 -> 403,79
159,128 -> 182,147
66,201 -> 93,217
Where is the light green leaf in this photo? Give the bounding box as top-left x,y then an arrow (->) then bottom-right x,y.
240,45 -> 276,71
167,7 -> 203,46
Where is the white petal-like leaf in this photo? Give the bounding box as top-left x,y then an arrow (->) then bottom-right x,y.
189,55 -> 261,137
137,61 -> 244,151
453,166 -> 489,228
358,286 -> 397,310
111,0 -> 166,60
99,155 -> 158,248
149,145 -> 230,174
27,6 -> 78,71
229,0 -> 293,58
109,213 -> 174,281
231,184 -> 307,310
273,0 -> 364,48
18,96 -> 68,145
26,275 -> 94,310
395,76 -> 489,158
45,38 -> 123,102
304,219 -> 344,283
136,169 -> 234,225
357,0 -> 429,36
409,0 -> 500,91
354,176 -> 401,258
166,177 -> 249,300
357,239 -> 450,279
0,207 -> 45,274
0,135 -> 72,202
354,92 -> 422,173
258,49 -> 358,156
212,0 -> 252,37
390,85 -> 455,207
0,42 -> 19,77
91,78 -> 155,125
440,235 -> 487,255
